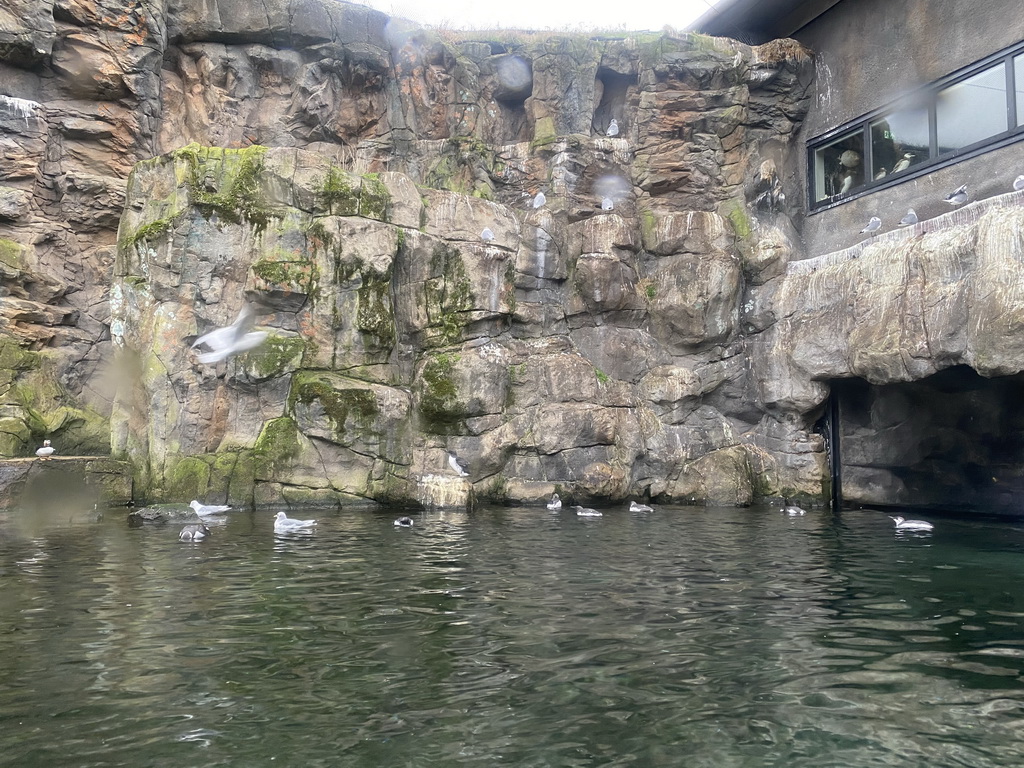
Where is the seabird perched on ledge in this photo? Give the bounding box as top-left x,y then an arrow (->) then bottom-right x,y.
859,216 -> 882,235
943,184 -> 968,206
447,451 -> 469,478
35,439 -> 54,459
898,209 -> 918,227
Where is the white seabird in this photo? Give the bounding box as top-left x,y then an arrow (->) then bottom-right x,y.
629,501 -> 654,512
943,184 -> 968,206
606,118 -> 619,137
859,216 -> 882,235
574,505 -> 602,517
892,153 -> 914,173
191,303 -> 269,364
601,197 -> 614,211
898,209 -> 918,227
891,515 -> 934,531
1014,175 -> 1024,192
35,439 -> 54,459
546,493 -> 562,510
274,511 -> 317,533
532,191 -> 546,209
481,227 -> 495,241
190,499 -> 231,517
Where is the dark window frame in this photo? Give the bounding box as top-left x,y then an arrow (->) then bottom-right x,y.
807,39 -> 1024,212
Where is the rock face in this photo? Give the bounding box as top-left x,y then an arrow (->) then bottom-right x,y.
19,0 -> 1023,510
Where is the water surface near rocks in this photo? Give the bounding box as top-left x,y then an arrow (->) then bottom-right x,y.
3,504 -> 1024,767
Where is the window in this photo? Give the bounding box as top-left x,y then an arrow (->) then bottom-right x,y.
809,40 -> 1024,209
937,64 -> 1007,151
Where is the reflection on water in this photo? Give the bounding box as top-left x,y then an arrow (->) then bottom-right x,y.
2,504 -> 1024,766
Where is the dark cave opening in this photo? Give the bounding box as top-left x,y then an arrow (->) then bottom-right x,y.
832,366 -> 1024,514
593,68 -> 636,135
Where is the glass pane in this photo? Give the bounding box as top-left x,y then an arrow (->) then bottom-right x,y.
812,129 -> 865,202
937,63 -> 1007,152
1016,54 -> 1024,127
870,106 -> 929,179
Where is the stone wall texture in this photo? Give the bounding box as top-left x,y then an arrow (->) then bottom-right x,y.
4,0 -> 1019,509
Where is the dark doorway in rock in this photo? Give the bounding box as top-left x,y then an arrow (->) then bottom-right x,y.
593,68 -> 636,136
832,366 -> 1024,514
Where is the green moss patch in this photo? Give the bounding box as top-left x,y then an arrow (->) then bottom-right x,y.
0,238 -> 24,270
418,352 -> 465,429
289,371 -> 380,440
173,143 -> 274,232
425,243 -> 474,345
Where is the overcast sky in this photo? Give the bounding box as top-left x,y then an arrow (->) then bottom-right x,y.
353,0 -> 724,32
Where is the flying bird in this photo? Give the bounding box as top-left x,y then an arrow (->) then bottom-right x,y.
532,191 -> 546,209
179,523 -> 210,541
859,216 -> 882,235
943,184 -> 968,206
35,439 -> 54,459
274,511 -> 316,533
191,303 -> 269,364
898,209 -> 918,227
606,118 -> 619,137
1014,175 -> 1024,191
892,153 -> 914,173
546,493 -> 562,510
480,227 -> 495,242
447,450 -> 469,478
891,515 -> 934,532
190,499 -> 231,517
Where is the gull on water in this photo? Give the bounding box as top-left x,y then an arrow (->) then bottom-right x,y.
190,499 -> 231,517
606,118 -> 619,136
782,498 -> 806,516
394,516 -> 414,528
191,303 -> 269,364
35,439 -> 54,459
574,505 -> 602,517
447,450 -> 469,478
629,501 -> 654,512
274,511 -> 317,533
943,184 -> 968,206
547,493 -> 562,510
891,515 -> 934,531
1014,175 -> 1024,191
898,209 -> 918,227
179,523 -> 210,541
859,216 -> 882,235
481,227 -> 495,241
532,191 -> 546,209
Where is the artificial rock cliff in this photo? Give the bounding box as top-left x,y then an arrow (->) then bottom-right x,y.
4,0 -> 1020,509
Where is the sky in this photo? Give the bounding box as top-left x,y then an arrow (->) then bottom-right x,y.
352,0 -> 724,33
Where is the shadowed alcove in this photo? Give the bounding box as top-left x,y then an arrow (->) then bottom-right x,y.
832,366 -> 1024,514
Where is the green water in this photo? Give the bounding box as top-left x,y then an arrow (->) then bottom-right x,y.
2,504 -> 1024,767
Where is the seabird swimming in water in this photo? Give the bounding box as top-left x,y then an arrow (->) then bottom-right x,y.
782,498 -> 806,516
898,209 -> 918,227
943,184 -> 968,206
891,515 -> 934,531
394,516 -> 414,528
629,501 -> 654,512
574,505 -> 602,517
447,451 -> 469,478
190,500 -> 231,517
179,523 -> 210,541
35,439 -> 54,459
274,511 -> 316,533
859,216 -> 882,235
547,493 -> 561,510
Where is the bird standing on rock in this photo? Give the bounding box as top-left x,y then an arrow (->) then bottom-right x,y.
606,118 -> 619,136
898,209 -> 918,227
35,439 -> 54,459
481,227 -> 495,242
1014,175 -> 1024,192
859,216 -> 882,235
532,191 -> 546,209
447,451 -> 469,478
190,499 -> 231,517
943,184 -> 968,206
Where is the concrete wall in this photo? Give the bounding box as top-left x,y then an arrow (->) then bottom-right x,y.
792,0 -> 1024,256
